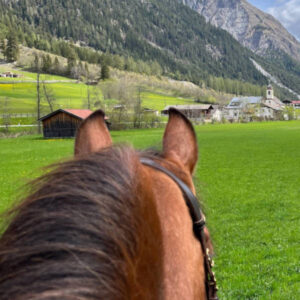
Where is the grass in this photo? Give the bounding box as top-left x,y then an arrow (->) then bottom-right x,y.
141,91 -> 194,111
0,82 -> 89,113
0,116 -> 36,125
0,67 -> 197,114
0,121 -> 299,298
0,83 -> 196,114
0,69 -> 74,82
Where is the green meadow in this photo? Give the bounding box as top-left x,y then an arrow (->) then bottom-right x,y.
0,121 -> 299,299
0,67 -> 73,82
0,82 -> 90,113
0,69 -> 195,115
141,91 -> 194,110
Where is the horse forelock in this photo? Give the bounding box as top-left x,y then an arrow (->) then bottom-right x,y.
0,146 -> 163,300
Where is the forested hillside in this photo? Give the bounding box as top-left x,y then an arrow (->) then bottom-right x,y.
255,51 -> 300,96
0,0 -> 267,85
0,0 -> 299,99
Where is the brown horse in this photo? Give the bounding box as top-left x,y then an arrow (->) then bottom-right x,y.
0,109 -> 216,299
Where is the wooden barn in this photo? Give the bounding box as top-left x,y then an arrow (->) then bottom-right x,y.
161,104 -> 214,119
39,109 -> 94,138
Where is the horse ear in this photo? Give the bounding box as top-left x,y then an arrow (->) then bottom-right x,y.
163,108 -> 198,173
74,110 -> 112,156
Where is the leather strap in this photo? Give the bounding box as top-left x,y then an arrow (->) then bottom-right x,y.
140,158 -> 218,300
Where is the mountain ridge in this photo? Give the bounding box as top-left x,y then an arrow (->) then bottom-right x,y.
0,0 -> 267,85
0,0 -> 299,97
181,0 -> 300,62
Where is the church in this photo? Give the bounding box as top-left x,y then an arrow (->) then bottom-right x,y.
225,85 -> 285,122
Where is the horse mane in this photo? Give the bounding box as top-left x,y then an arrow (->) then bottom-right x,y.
0,146 -> 162,300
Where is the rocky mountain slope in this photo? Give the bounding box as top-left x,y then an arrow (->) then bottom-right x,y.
181,0 -> 300,62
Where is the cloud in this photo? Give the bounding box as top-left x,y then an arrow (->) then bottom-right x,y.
267,0 -> 300,40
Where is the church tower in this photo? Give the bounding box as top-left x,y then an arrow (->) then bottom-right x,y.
266,84 -> 274,100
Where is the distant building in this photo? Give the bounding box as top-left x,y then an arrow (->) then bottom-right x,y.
0,72 -> 21,78
266,84 -> 274,100
225,85 -> 285,122
142,108 -> 159,116
211,105 -> 223,122
264,84 -> 284,108
291,101 -> 300,109
161,104 -> 214,120
225,96 -> 262,121
39,109 -> 109,138
113,105 -> 126,111
282,99 -> 292,105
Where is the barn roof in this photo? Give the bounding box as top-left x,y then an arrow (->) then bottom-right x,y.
226,97 -> 263,109
39,109 -> 94,121
64,109 -> 94,119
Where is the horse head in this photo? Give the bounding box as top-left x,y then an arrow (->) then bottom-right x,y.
74,108 -> 216,299
0,108 -> 216,300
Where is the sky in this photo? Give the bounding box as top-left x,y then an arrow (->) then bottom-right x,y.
248,0 -> 300,40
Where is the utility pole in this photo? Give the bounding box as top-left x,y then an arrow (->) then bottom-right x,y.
37,71 -> 41,133
87,84 -> 91,109
135,86 -> 142,128
35,54 -> 41,134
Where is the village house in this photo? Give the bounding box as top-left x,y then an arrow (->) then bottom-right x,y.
281,99 -> 300,110
210,105 -> 223,122
161,104 -> 217,121
291,101 -> 300,109
0,72 -> 21,78
224,85 -> 284,122
283,100 -> 300,119
142,107 -> 159,116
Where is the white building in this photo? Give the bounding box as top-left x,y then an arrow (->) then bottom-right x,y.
211,105 -> 223,122
291,101 -> 300,109
225,85 -> 285,122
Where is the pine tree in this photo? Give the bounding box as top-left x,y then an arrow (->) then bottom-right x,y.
53,57 -> 60,74
34,53 -> 41,72
5,31 -> 19,62
84,62 -> 89,77
0,39 -> 6,57
67,47 -> 77,76
42,54 -> 52,73
101,64 -> 110,80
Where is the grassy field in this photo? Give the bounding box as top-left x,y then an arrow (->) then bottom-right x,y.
0,68 -> 73,82
0,68 -> 196,115
0,82 -> 89,113
0,83 -> 194,114
141,91 -> 194,110
0,121 -> 299,299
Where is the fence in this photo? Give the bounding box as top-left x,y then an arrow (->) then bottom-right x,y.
109,121 -> 167,130
0,113 -> 37,118
0,125 -> 38,128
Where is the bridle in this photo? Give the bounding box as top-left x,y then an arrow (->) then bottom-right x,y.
140,158 -> 218,300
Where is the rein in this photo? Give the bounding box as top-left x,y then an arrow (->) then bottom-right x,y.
140,158 -> 218,300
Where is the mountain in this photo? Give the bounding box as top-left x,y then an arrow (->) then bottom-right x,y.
0,0 -> 267,85
180,0 -> 300,97
181,0 -> 300,62
0,0 -> 299,98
